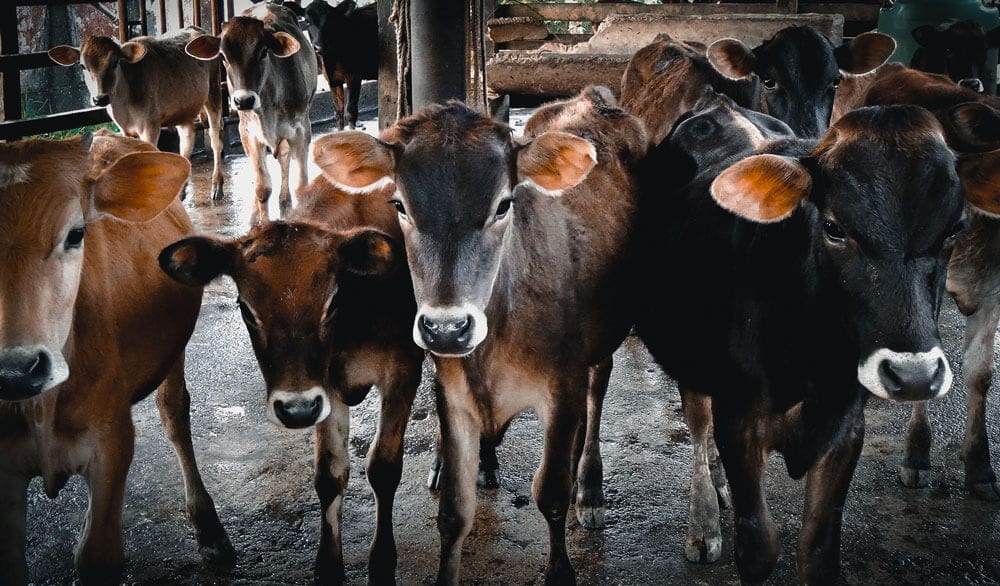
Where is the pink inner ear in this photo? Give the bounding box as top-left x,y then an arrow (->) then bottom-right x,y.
711,155 -> 810,223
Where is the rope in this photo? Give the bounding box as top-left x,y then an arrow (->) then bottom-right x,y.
389,0 -> 410,121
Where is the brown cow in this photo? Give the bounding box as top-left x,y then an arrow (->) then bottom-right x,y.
185,3 -> 319,224
158,137 -> 423,584
48,27 -> 226,201
0,131 -> 233,584
312,85 -> 646,584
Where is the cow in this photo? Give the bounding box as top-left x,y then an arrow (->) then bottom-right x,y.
186,2 -> 319,225
704,26 -> 896,138
0,131 -> 233,585
635,103 -> 1000,584
310,85 -> 647,583
911,19 -> 1000,94
158,135 -> 423,584
47,27 -> 226,201
303,0 -> 378,131
833,63 -> 1000,502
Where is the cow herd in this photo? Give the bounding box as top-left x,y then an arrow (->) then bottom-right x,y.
4,5 -> 1000,586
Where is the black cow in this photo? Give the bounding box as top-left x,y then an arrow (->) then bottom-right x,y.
911,19 -> 1000,94
303,0 -> 378,131
636,103 -> 1000,584
706,26 -> 895,138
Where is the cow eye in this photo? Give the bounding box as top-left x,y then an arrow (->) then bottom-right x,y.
946,216 -> 968,242
237,299 -> 259,329
831,76 -> 842,90
390,199 -> 407,218
822,219 -> 847,243
321,288 -> 340,327
64,226 -> 86,250
494,198 -> 512,220
762,78 -> 778,91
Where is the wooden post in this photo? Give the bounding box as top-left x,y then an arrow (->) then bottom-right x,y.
0,1 -> 18,121
377,0 -> 398,130
160,0 -> 168,34
118,0 -> 128,41
193,0 -> 202,28
139,0 -> 148,36
410,0 -> 465,109
177,0 -> 185,28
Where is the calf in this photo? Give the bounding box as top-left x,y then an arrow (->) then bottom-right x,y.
159,138 -> 422,584
314,85 -> 647,583
48,27 -> 226,200
636,104 -> 1000,584
186,2 -> 318,224
304,0 -> 378,131
705,26 -> 895,137
0,132 -> 232,584
911,19 -> 1000,93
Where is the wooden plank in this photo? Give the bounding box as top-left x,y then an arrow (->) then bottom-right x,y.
486,53 -> 630,99
14,0 -> 115,5
0,52 -> 58,73
496,3 -> 879,23
0,107 -> 111,141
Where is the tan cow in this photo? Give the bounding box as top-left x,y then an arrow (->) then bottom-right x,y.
48,27 -> 227,201
0,131 -> 232,584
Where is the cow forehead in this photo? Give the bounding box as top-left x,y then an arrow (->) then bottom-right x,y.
221,17 -> 268,57
757,27 -> 837,80
396,140 -> 511,212
80,36 -> 121,71
236,223 -> 338,299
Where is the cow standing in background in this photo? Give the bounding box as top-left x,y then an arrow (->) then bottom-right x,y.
48,27 -> 227,201
911,19 -> 1000,94
0,132 -> 233,585
304,0 -> 378,131
187,3 -> 318,224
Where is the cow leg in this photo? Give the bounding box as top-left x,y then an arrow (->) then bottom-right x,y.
535,389 -> 584,585
331,82 -> 346,131
365,375 -> 418,585
177,122 -> 196,160
797,410 -> 865,585
291,126 -> 311,216
203,105 -> 226,201
0,475 -> 29,585
240,122 -> 271,225
960,300 -> 1000,501
899,401 -> 932,487
681,388 -> 723,564
573,358 -> 609,530
155,356 -> 234,564
708,427 -> 732,509
713,407 -> 778,584
314,398 -> 350,585
274,139 -> 293,219
434,386 -> 480,585
346,76 -> 362,130
138,125 -> 161,151
75,412 -> 133,584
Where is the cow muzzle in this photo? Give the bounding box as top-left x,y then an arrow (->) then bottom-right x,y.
857,346 -> 952,402
92,94 -> 110,107
413,305 -> 487,357
0,346 -> 59,401
230,90 -> 260,111
268,387 -> 331,428
958,78 -> 985,93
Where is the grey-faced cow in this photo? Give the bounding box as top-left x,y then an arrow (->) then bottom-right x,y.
635,103 -> 1000,584
159,137 -> 423,584
186,2 -> 318,224
48,27 -> 226,201
313,85 -> 647,583
0,131 -> 233,585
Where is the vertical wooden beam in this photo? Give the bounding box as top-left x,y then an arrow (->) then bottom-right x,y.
211,0 -> 222,35
0,2 -> 19,121
193,0 -> 202,28
159,0 -> 167,35
139,0 -> 148,36
118,0 -> 128,41
226,0 -> 235,20
377,0 -> 399,130
177,0 -> 185,28
411,0 -> 465,109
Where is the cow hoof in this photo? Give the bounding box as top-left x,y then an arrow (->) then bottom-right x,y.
199,535 -> 237,567
575,504 -> 606,529
716,483 -> 732,510
899,465 -> 931,488
967,480 -> 1000,502
212,183 -> 224,201
426,454 -> 443,492
685,534 -> 722,564
477,466 -> 501,489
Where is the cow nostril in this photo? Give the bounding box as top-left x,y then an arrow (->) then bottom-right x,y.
420,315 -> 439,333
878,360 -> 903,394
27,352 -> 50,383
928,357 -> 945,393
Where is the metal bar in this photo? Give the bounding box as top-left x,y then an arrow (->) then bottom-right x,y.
0,107 -> 111,141
0,52 -> 59,73
1,2 -> 21,121
118,0 -> 128,41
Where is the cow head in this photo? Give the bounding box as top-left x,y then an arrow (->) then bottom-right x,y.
0,134 -> 189,401
49,36 -> 148,108
707,28 -> 895,138
308,101 -> 598,356
709,104 -> 1000,402
912,19 -> 1000,91
159,222 -> 402,428
186,14 -> 302,112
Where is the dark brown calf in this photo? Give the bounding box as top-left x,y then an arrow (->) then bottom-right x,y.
159,138 -> 423,584
0,132 -> 232,584
48,27 -> 226,200
313,86 -> 647,583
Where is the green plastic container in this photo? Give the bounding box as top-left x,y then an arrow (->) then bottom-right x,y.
876,0 -> 1000,94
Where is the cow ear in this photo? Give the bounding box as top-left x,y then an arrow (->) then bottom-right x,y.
946,102 -> 1000,151
159,236 -> 235,286
186,34 -> 221,60
120,41 -> 147,63
91,152 -> 189,222
836,31 -> 896,75
270,32 -> 301,57
911,25 -> 941,48
959,149 -> 1000,217
706,38 -> 756,80
48,45 -> 81,66
339,229 -> 402,277
710,154 -> 811,223
517,131 -> 597,196
312,131 -> 396,194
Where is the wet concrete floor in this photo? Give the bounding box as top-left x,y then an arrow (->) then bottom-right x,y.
21,111 -> 1000,585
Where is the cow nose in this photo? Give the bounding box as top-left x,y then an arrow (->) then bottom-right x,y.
92,94 -> 110,107
0,349 -> 52,401
958,78 -> 985,93
272,395 -> 324,428
233,95 -> 256,111
877,355 -> 946,400
418,314 -> 473,349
